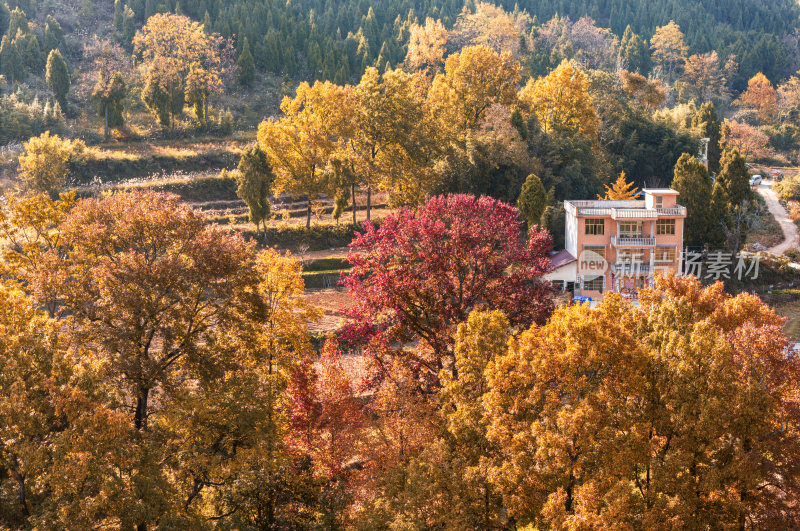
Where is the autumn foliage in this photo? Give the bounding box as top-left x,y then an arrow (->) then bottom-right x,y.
341,193 -> 553,383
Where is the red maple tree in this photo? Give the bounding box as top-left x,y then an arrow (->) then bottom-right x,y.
340,194 -> 554,383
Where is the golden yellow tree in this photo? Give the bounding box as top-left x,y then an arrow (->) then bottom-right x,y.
133,14 -> 224,126
428,45 -> 520,133
735,72 -> 779,123
258,81 -> 350,227
18,132 -> 73,194
518,59 -> 599,140
342,66 -> 430,217
598,171 -> 639,200
404,17 -> 448,79
650,20 -> 688,83
483,274 -> 800,528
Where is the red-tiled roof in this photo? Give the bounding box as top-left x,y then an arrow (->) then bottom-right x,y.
551,249 -> 576,269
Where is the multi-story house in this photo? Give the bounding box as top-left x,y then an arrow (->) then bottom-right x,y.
545,188 -> 687,300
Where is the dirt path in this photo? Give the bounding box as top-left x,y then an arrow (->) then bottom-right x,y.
756,181 -> 799,255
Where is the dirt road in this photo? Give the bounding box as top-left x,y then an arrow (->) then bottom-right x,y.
755,181 -> 799,255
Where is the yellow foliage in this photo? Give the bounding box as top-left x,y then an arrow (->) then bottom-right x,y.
18,131 -> 74,194
598,171 -> 639,200
519,59 -> 598,140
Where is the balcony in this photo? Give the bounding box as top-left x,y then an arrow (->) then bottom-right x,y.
656,206 -> 687,216
611,262 -> 651,274
611,208 -> 659,220
611,236 -> 656,247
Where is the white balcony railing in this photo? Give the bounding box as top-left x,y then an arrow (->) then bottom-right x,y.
656,206 -> 687,216
611,263 -> 651,274
611,236 -> 656,246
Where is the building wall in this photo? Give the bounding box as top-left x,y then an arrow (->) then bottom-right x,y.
565,209 -> 579,257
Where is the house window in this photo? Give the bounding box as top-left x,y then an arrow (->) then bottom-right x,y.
656,219 -> 676,235
655,248 -> 676,262
584,246 -> 605,259
618,249 -> 644,263
584,276 -> 604,292
585,219 -> 604,235
655,196 -> 663,209
619,221 -> 642,238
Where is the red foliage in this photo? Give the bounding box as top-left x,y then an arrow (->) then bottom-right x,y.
340,194 -> 554,381
287,341 -> 364,481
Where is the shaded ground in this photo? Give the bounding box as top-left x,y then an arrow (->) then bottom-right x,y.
301,289 -> 353,334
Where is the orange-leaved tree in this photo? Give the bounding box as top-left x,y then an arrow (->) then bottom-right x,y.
734,72 -> 779,124
483,274 -> 800,528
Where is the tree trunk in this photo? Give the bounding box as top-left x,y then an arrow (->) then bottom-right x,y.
366,187 -> 372,222
134,387 -> 150,431
204,96 -> 209,128
104,103 -> 109,140
306,199 -> 312,229
17,473 -> 28,517
351,183 -> 357,225
134,387 -> 150,531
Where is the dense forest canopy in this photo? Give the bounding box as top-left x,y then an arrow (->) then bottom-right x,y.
3,0 -> 800,88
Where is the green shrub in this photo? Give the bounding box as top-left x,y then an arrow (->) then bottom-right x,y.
302,270 -> 345,290
256,223 -> 370,251
775,176 -> 800,202
0,92 -> 64,145
784,248 -> 800,263
118,173 -> 239,203
302,257 -> 349,272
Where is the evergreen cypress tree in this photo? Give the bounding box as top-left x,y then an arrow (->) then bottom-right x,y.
93,69 -> 127,139
45,49 -> 70,109
517,173 -> 547,227
122,5 -> 137,45
236,37 -> 255,86
619,25 -> 650,74
0,3 -> 10,38
0,35 -> 19,83
717,149 -> 752,207
43,21 -> 61,55
671,153 -> 712,247
235,145 -> 274,233
7,7 -> 28,38
113,0 -> 124,29
691,101 -> 722,174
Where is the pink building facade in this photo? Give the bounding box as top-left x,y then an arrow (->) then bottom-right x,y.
546,189 -> 687,300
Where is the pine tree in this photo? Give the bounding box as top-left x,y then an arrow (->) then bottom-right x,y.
236,37 -> 255,86
45,49 -> 70,109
